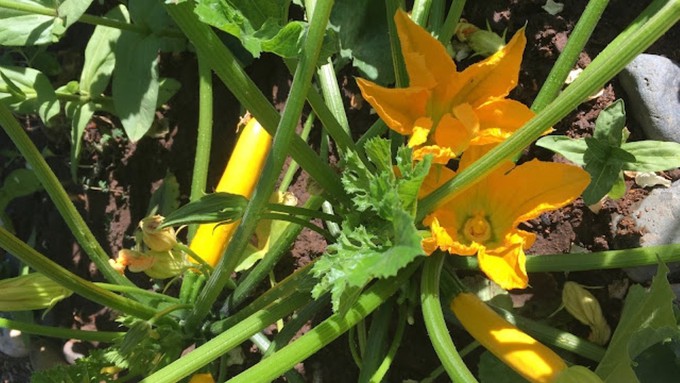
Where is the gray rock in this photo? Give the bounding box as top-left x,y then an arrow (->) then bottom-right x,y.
619,54 -> 680,143
622,180 -> 680,283
0,328 -> 29,358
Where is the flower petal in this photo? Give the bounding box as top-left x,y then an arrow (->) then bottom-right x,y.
433,104 -> 479,157
477,232 -> 529,290
394,9 -> 457,89
454,28 -> 527,106
419,165 -> 456,197
408,117 -> 433,147
471,98 -> 536,145
487,160 -> 590,227
357,77 -> 430,135
413,144 -> 457,164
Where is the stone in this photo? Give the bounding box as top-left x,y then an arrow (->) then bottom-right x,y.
619,54 -> 680,143
0,328 -> 29,358
622,180 -> 680,283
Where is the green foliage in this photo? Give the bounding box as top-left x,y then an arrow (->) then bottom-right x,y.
31,349 -> 117,383
311,138 -> 430,312
0,65 -> 60,126
329,0 -> 394,85
633,335 -> 680,382
595,263 -> 677,382
478,351 -> 528,383
160,192 -> 249,228
194,0 -> 337,60
537,99 -> 680,204
0,0 -> 64,46
0,167 -> 43,233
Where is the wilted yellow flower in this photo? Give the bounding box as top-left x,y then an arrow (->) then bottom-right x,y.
562,282 -> 611,345
139,215 -> 176,252
110,248 -> 186,279
0,273 -> 72,311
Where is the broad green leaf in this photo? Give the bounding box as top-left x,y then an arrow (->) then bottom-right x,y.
478,351 -> 527,383
364,136 -> 393,174
621,141 -> 680,172
160,192 -> 249,228
57,0 -> 92,28
593,99 -> 626,147
129,0 -> 184,52
112,32 -> 160,142
330,0 -> 394,85
536,136 -> 588,165
70,101 -> 95,180
80,4 -> 128,97
596,263 -> 675,381
0,65 -> 59,126
0,0 -> 62,46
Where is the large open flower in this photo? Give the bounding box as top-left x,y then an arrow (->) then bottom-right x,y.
421,156 -> 590,289
356,10 -> 533,163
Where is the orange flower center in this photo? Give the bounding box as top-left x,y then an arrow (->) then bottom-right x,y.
463,211 -> 491,243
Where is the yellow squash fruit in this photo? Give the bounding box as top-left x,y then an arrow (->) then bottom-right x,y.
451,292 -> 567,383
189,116 -> 272,267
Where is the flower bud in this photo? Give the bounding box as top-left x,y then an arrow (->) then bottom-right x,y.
456,21 -> 506,57
562,282 -> 611,345
139,215 -> 176,252
142,250 -> 186,279
0,273 -> 72,311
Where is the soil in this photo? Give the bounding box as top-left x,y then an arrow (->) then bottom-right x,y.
1,0 -> 679,381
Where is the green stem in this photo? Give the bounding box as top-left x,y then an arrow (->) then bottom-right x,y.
411,0 -> 432,26
0,101 -> 133,287
369,303 -> 407,382
139,291 -> 310,383
184,0 -> 335,331
359,301 -> 393,382
94,282 -> 180,303
316,59 -> 351,135
420,254 -> 477,382
417,0 -> 680,219
438,0 -> 466,43
279,114 -> 315,193
532,0 -> 610,112
385,0 -> 408,87
188,56 -> 214,239
428,0 -> 445,33
448,243 -> 680,272
227,261 -> 421,383
164,2 -> 346,202
0,317 -> 123,342
0,227 -> 156,319
259,212 -> 334,242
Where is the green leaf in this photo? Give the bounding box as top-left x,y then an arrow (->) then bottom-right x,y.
80,4 -> 128,97
0,0 -> 61,46
112,32 -> 160,142
129,0 -> 184,52
593,99 -> 627,147
596,263 -> 675,381
621,141 -> 680,172
160,192 -> 249,228
535,135 -> 587,165
0,65 -> 59,126
57,0 -> 93,29
478,351 -> 528,383
330,0 -> 394,85
581,138 -> 634,205
312,139 -> 429,312
156,78 -> 181,106
607,174 -> 626,200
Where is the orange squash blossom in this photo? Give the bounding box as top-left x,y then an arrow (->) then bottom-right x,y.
189,116 -> 272,267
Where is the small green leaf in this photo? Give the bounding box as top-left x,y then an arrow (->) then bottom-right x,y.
160,192 -> 249,228
112,32 -> 161,142
0,168 -> 43,212
593,99 -> 627,147
582,157 -> 624,205
0,0 -> 60,45
0,65 -> 59,126
147,173 -> 181,217
621,141 -> 680,172
632,332 -> 680,383
70,102 -> 95,180
607,174 -> 626,200
156,78 -> 181,106
535,136 -> 588,165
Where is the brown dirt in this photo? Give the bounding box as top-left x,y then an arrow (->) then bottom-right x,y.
1,0 -> 679,381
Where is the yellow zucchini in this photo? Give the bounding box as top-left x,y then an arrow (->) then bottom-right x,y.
189,116 -> 272,267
